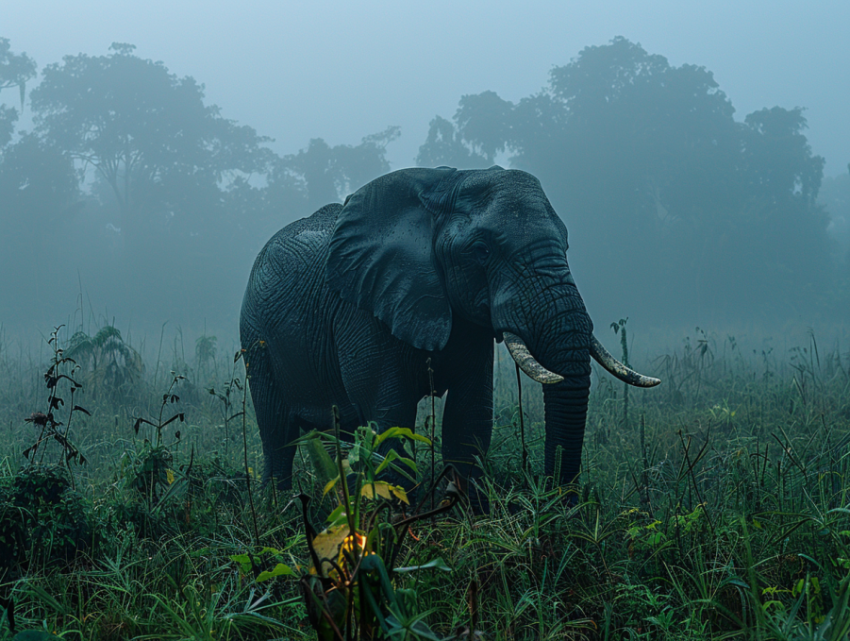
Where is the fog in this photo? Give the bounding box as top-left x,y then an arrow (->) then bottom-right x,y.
2,1 -> 849,359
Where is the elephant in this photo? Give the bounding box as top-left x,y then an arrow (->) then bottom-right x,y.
240,166 -> 659,499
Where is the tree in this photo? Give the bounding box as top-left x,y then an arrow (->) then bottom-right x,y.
273,126 -> 399,212
453,91 -> 512,164
416,37 -> 832,324
0,37 -> 37,148
742,107 -> 824,204
0,133 -> 79,224
819,168 -> 850,266
416,116 -> 490,169
0,133 -> 82,323
16,43 -> 281,326
30,43 -> 273,242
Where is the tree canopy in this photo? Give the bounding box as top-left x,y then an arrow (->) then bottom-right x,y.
0,37 -> 37,147
416,116 -> 490,169
418,36 -> 834,323
30,43 -> 273,237
273,126 -> 400,212
1,33 -> 843,332
819,168 -> 850,269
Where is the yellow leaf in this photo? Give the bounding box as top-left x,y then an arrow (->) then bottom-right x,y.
390,485 -> 409,504
166,469 -> 175,484
361,482 -> 409,504
323,476 -> 340,497
361,482 -> 392,501
311,525 -> 349,576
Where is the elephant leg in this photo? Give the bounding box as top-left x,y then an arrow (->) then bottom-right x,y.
441,336 -> 494,508
245,346 -> 295,491
337,324 -> 421,435
340,356 -> 420,496
370,392 -> 420,498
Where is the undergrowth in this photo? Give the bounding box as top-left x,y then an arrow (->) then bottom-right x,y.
0,325 -> 848,639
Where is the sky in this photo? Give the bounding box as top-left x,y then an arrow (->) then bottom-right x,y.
4,0 -> 849,176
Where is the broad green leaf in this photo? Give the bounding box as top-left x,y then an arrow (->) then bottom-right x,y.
325,504 -> 348,525
305,436 -> 339,486
256,563 -> 294,582
231,547 -> 284,575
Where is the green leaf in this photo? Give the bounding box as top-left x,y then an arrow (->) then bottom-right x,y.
374,426 -> 431,447
375,449 -> 418,475
256,563 -> 294,582
257,546 -> 281,556
325,504 -> 348,526
385,614 -> 445,640
302,433 -> 340,486
230,554 -> 253,575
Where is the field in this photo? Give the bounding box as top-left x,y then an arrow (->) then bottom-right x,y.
1,325 -> 850,640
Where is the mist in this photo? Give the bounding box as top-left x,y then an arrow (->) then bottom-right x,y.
2,1 -> 849,358
4,6 -> 850,635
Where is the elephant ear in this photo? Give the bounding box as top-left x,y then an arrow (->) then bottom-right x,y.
326,167 -> 461,351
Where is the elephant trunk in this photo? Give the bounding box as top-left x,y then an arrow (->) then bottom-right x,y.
532,321 -> 592,486
494,249 -> 658,488
502,325 -> 660,486
543,380 -> 591,486
495,282 -> 593,487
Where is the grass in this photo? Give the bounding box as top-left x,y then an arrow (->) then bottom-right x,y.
0,325 -> 849,639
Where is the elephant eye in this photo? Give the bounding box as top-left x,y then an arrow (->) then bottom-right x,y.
471,241 -> 490,265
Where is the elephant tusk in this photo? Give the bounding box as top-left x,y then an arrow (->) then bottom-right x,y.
503,332 -> 564,384
590,335 -> 661,388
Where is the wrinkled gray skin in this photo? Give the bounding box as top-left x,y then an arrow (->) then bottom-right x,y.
241,167 -> 595,494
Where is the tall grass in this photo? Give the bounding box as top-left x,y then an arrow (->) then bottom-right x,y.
0,325 -> 849,639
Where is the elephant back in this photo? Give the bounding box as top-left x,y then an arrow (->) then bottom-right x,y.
253,203 -> 341,275
243,203 -> 343,321
277,202 -> 342,239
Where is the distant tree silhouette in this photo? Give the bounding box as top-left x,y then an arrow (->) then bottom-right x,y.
30,43 -> 273,248
0,37 -> 36,148
273,127 -> 400,213
819,168 -> 850,271
417,36 -> 834,323
416,116 -> 490,168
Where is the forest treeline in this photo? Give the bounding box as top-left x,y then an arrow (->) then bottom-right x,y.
1,36 -> 848,335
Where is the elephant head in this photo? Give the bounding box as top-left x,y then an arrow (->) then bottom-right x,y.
326,166 -> 658,486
